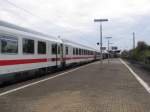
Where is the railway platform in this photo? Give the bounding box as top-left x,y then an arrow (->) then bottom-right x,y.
0,59 -> 150,112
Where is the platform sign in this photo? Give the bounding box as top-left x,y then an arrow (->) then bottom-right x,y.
101,47 -> 106,50
111,46 -> 118,50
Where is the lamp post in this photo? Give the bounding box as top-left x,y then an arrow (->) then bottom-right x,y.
105,37 -> 112,63
94,19 -> 108,63
133,32 -> 135,49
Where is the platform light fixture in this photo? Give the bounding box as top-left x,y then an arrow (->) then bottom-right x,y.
94,19 -> 108,63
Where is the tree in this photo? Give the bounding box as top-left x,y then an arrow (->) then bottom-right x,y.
137,41 -> 148,51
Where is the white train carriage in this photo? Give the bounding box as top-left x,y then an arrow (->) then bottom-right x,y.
0,21 -> 98,84
62,39 -> 97,65
0,21 -> 63,83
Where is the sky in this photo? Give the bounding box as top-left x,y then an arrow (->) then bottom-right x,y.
0,0 -> 150,51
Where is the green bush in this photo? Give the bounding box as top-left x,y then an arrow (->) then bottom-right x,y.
122,41 -> 150,64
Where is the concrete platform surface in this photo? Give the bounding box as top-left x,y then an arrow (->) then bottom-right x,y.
0,59 -> 150,112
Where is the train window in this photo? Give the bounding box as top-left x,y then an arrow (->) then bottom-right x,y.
76,48 -> 78,55
84,50 -> 85,55
65,46 -> 68,55
23,38 -> 34,54
0,35 -> 18,54
73,48 -> 75,55
38,41 -> 46,54
52,44 -> 57,54
81,49 -> 83,55
79,49 -> 81,55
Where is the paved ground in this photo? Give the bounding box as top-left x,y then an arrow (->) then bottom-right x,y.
0,59 -> 150,112
125,60 -> 150,87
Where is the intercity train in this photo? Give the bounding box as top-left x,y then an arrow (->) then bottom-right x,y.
0,21 -> 100,85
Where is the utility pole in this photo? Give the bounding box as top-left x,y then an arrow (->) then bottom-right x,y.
105,37 -> 112,63
133,32 -> 135,49
94,19 -> 108,63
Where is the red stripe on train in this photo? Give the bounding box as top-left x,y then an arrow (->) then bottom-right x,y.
0,59 -> 47,66
0,56 -> 94,66
65,56 -> 94,60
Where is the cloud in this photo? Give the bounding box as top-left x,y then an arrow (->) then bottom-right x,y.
0,0 -> 150,50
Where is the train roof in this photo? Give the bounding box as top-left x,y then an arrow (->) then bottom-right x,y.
0,20 -> 62,43
0,21 -> 98,51
62,38 -> 97,51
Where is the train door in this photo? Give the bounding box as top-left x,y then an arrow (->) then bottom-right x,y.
94,51 -> 96,60
57,44 -> 62,67
52,43 -> 63,67
55,44 -> 58,67
51,43 -> 58,67
60,44 -> 66,67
